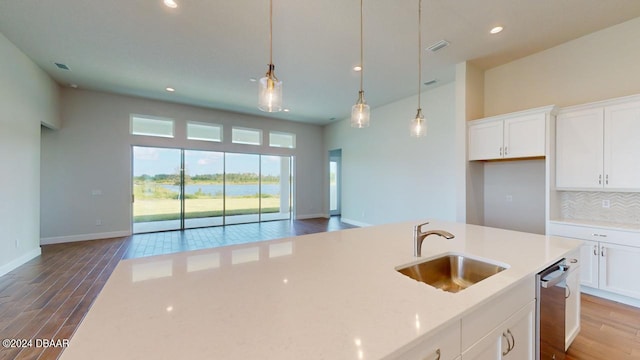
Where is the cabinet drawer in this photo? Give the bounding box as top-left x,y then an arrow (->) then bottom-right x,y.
461,277 -> 535,351
387,320 -> 461,360
548,222 -> 639,247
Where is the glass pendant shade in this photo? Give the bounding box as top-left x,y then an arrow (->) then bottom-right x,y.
258,64 -> 282,112
410,108 -> 426,137
351,91 -> 370,128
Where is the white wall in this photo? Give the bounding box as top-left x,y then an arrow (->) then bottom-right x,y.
483,160 -> 546,234
485,17 -> 640,116
0,33 -> 59,275
324,82 -> 457,226
41,89 -> 325,243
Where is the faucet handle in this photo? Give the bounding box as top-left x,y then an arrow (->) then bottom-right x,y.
414,222 -> 430,233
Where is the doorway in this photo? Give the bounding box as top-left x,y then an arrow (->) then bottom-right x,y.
132,146 -> 293,233
329,149 -> 342,216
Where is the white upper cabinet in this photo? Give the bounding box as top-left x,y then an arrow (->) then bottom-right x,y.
556,96 -> 640,190
604,101 -> 640,189
468,106 -> 555,161
555,108 -> 604,189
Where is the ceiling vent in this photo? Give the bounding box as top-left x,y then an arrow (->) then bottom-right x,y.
424,79 -> 438,86
426,40 -> 450,53
54,62 -> 70,70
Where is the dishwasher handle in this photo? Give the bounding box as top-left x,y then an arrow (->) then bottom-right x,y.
540,263 -> 571,289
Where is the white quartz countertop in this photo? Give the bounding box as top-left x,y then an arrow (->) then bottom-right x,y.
60,220 -> 582,360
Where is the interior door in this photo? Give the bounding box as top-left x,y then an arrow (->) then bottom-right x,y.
329,149 -> 342,216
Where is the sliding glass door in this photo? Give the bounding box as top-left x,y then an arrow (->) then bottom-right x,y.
132,147 -> 182,233
132,146 -> 292,233
261,155 -> 292,221
184,150 -> 224,229
224,153 -> 260,225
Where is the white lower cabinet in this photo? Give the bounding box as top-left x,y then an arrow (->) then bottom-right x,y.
549,222 -> 640,300
461,278 -> 535,360
597,242 -> 640,298
461,301 -> 535,360
564,251 -> 581,350
390,320 -> 460,360
391,278 -> 536,360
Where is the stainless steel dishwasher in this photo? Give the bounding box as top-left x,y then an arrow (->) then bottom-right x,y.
536,258 -> 573,360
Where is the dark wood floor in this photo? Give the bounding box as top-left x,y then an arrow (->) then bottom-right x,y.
1,218 -> 639,359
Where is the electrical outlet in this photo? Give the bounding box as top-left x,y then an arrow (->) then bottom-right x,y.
602,200 -> 610,208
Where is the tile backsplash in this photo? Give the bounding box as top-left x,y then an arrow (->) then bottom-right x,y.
560,191 -> 640,225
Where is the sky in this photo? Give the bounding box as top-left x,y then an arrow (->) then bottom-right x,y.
133,147 -> 287,176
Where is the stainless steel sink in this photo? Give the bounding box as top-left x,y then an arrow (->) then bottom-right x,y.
396,254 -> 507,293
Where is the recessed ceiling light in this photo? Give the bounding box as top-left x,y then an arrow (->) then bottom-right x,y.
249,77 -> 257,82
164,0 -> 178,9
166,87 -> 175,92
283,108 -> 290,112
490,26 -> 504,34
70,84 -> 78,88
353,66 -> 362,72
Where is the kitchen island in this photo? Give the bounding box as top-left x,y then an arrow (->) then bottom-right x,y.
60,220 -> 582,359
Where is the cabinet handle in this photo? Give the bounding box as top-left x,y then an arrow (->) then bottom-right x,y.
593,245 -> 598,256
599,174 -> 602,185
499,147 -> 503,156
606,174 -> 609,185
569,258 -> 578,264
504,146 -> 508,155
502,332 -> 511,356
508,329 -> 515,352
422,348 -> 440,360
566,282 -> 571,299
601,248 -> 606,257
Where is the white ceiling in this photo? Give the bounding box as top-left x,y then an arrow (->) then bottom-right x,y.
2,1 -> 640,125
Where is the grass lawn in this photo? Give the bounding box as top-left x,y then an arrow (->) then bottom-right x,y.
133,197 -> 284,222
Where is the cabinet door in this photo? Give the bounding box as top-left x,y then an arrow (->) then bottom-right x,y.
501,301 -> 535,360
579,240 -> 599,288
556,108 -> 604,189
503,113 -> 545,158
461,302 -> 535,360
390,320 -> 460,360
565,268 -> 580,350
604,100 -> 640,189
461,328 -> 501,360
599,243 -> 640,299
469,121 -> 504,161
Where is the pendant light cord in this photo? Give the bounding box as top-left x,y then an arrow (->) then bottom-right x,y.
359,0 -> 364,92
269,0 -> 273,66
417,0 -> 422,109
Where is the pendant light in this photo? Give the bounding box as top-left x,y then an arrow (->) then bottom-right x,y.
351,0 -> 370,128
258,0 -> 282,112
410,0 -> 426,137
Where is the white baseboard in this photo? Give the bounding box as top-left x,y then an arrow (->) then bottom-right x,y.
581,286 -> 640,308
295,213 -> 329,220
40,230 -> 131,245
0,247 -> 42,277
340,218 -> 372,227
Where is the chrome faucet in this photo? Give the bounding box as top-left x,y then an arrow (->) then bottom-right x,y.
413,222 -> 455,257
